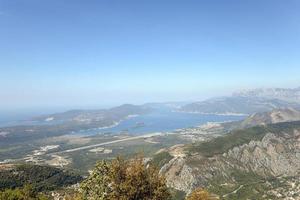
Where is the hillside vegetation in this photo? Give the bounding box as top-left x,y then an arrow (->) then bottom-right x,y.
0,164 -> 82,192
187,120 -> 300,157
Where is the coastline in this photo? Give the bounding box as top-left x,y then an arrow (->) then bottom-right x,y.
69,114 -> 140,135
173,110 -> 248,116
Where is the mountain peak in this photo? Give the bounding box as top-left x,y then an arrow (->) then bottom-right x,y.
233,87 -> 300,102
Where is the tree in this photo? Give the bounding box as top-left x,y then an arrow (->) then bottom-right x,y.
185,188 -> 210,200
80,156 -> 171,200
0,184 -> 48,200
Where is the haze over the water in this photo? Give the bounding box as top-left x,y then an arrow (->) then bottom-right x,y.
1,0 -> 300,110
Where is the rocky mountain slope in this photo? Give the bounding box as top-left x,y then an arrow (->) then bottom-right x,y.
239,107 -> 300,128
159,121 -> 300,199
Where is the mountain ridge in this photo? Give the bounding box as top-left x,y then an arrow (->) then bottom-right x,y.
32,104 -> 150,123
179,87 -> 300,115
160,121 -> 300,199
233,87 -> 300,102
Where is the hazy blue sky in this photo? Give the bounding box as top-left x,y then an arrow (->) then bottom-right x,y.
0,0 -> 300,109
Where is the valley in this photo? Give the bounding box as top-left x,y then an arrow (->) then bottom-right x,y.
2,91 -> 300,199
0,103 -> 245,171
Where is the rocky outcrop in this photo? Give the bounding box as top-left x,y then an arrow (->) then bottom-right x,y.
226,132 -> 300,176
160,157 -> 197,193
162,126 -> 300,195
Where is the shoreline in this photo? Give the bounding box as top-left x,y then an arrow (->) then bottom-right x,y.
69,114 -> 140,135
173,110 -> 248,116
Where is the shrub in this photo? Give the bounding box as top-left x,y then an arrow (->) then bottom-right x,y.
185,188 -> 210,200
80,156 -> 171,200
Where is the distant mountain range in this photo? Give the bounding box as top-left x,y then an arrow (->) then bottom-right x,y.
179,87 -> 300,115
233,87 -> 300,102
29,87 -> 300,122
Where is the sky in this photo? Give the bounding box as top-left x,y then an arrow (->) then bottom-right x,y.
0,0 -> 300,110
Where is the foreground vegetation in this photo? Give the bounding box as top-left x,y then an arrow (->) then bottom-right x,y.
80,155 -> 171,200
0,184 -> 48,200
0,157 -> 214,200
0,164 -> 82,192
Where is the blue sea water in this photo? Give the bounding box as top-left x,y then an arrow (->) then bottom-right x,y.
0,107 -> 246,135
76,109 -> 246,135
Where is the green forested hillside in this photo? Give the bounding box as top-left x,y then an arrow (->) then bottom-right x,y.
0,164 -> 82,192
